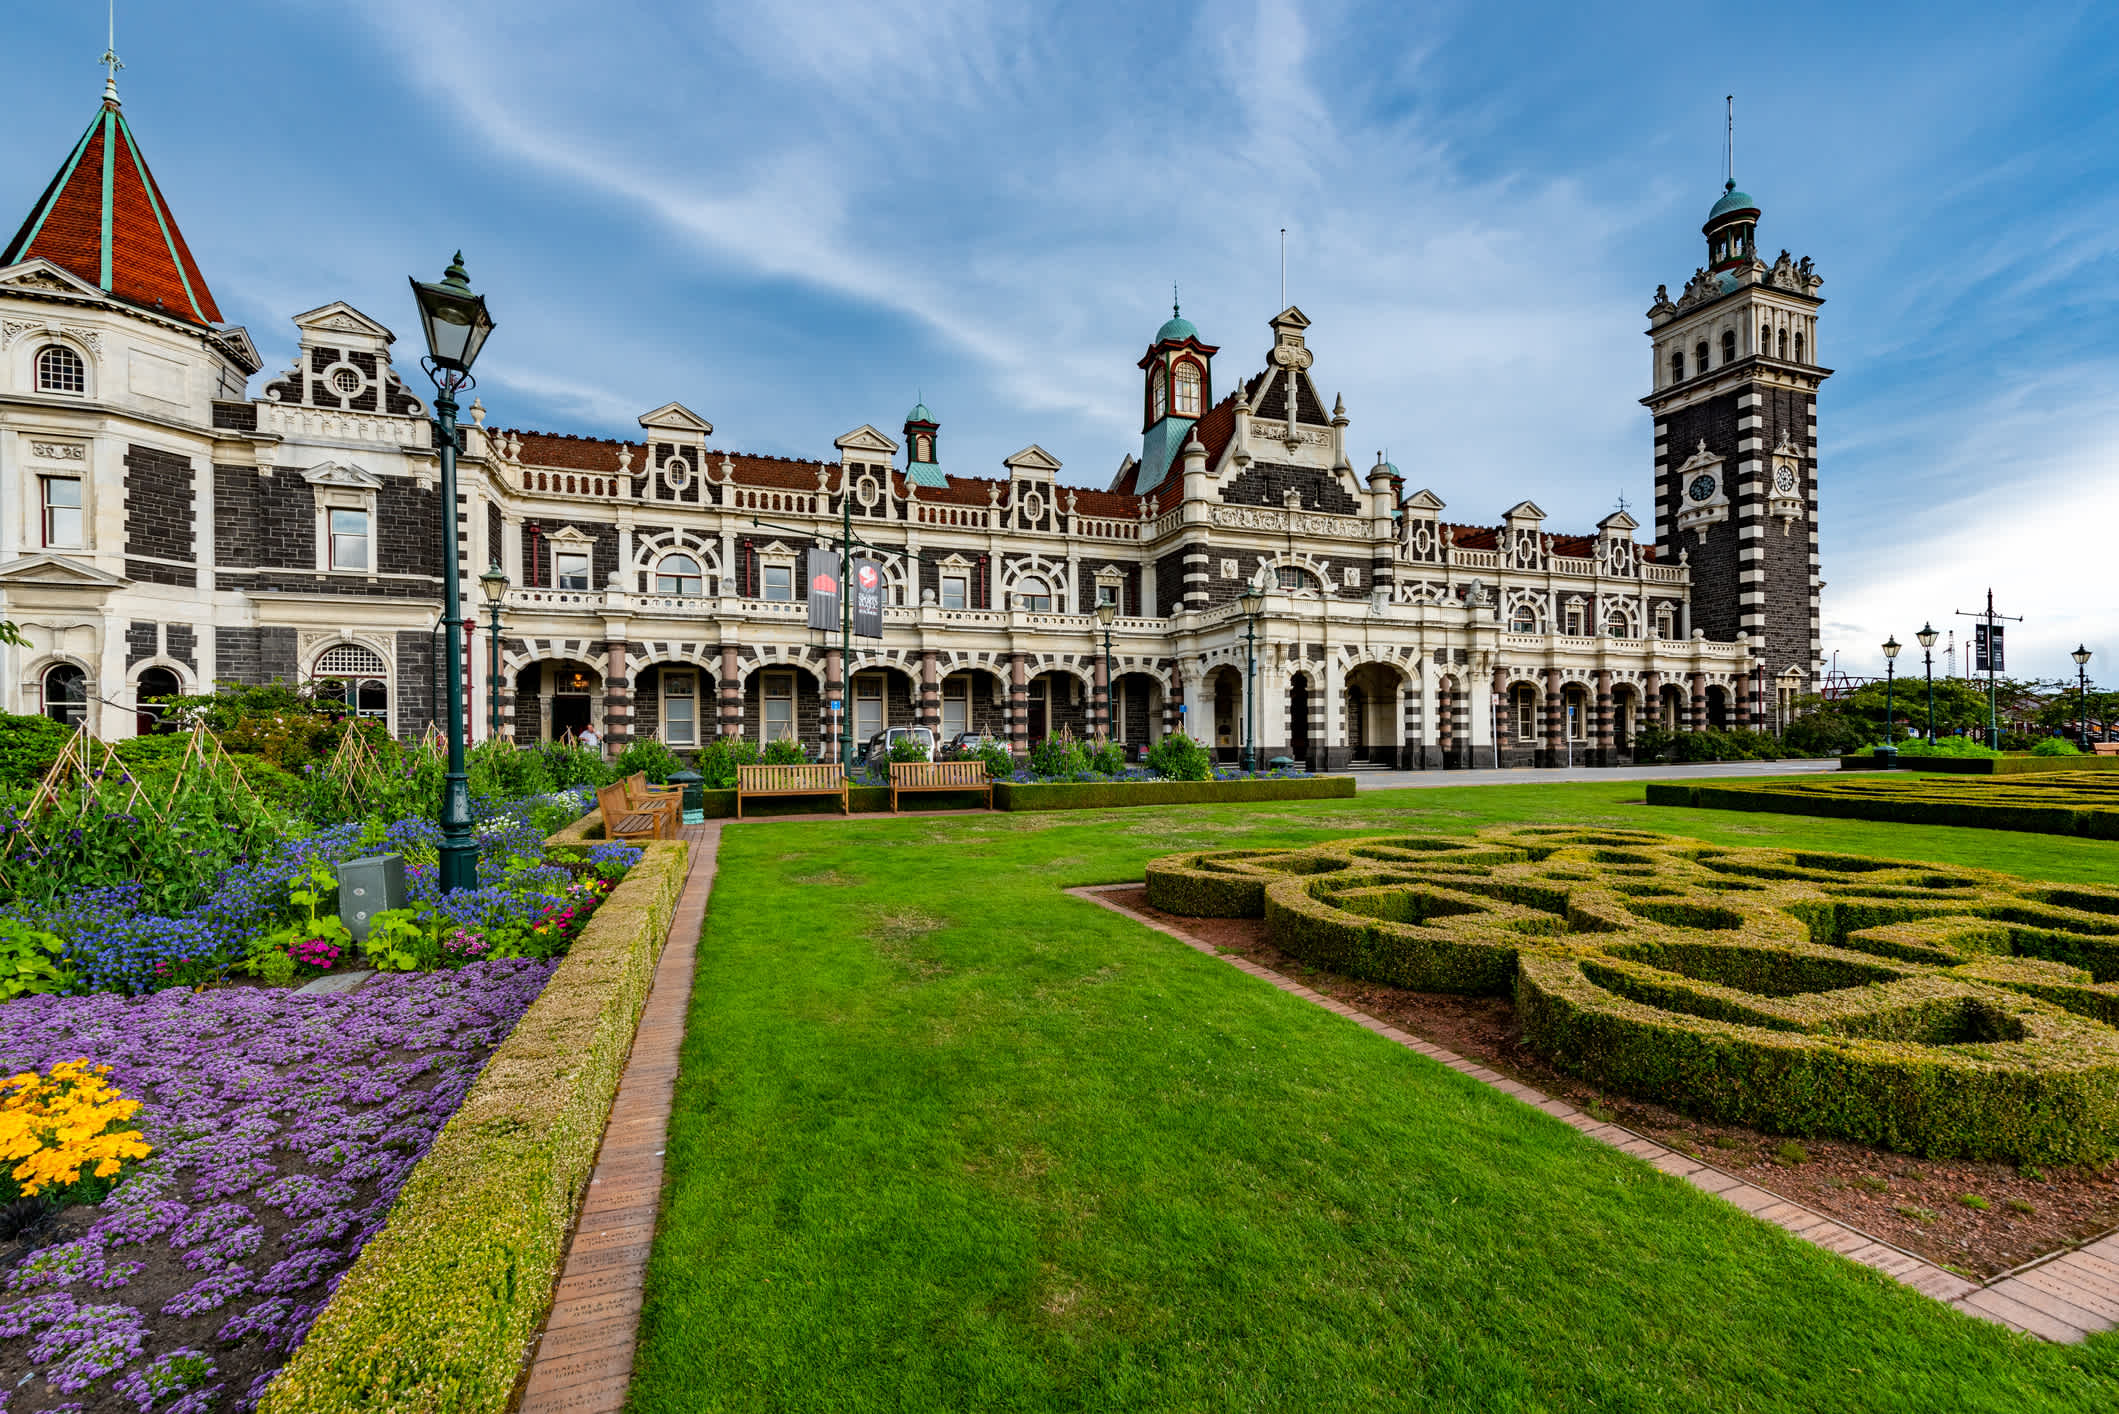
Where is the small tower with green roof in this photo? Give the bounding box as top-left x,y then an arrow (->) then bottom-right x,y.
903,400 -> 945,487
1134,293 -> 1218,491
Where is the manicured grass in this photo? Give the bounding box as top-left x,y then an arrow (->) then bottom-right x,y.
630,780 -> 2119,1412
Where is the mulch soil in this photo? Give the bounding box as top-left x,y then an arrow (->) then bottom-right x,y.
1107,886 -> 2119,1282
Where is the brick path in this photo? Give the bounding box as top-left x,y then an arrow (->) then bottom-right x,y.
1070,883 -> 2119,1344
518,822 -> 721,1413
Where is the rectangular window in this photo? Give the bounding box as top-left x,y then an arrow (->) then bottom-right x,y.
329,508 -> 369,571
763,672 -> 795,741
41,477 -> 82,548
940,575 -> 968,610
1096,583 -> 1118,608
762,563 -> 793,601
554,549 -> 590,590
1515,687 -> 1536,741
854,674 -> 883,742
663,670 -> 697,747
941,678 -> 969,739
1568,697 -> 1586,741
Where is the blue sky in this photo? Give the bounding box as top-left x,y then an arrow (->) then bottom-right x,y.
6,2 -> 2115,683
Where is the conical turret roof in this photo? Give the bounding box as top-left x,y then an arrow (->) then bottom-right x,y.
2,90 -> 221,326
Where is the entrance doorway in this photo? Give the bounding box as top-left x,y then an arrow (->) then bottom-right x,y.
135,667 -> 182,737
552,694 -> 591,739
1348,685 -> 1367,759
1027,679 -> 1048,742
1290,674 -> 1310,762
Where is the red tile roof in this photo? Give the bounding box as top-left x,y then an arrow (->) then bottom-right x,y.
2,97 -> 221,325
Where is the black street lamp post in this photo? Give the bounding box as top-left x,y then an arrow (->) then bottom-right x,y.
1093,598 -> 1117,743
1875,635 -> 1901,764
1238,581 -> 1265,774
409,253 -> 496,894
480,564 -> 509,742
2074,645 -> 2094,751
1916,622 -> 1938,741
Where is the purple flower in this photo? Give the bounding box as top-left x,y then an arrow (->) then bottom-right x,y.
30,1300 -> 149,1393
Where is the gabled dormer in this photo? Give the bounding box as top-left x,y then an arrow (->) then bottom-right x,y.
267,303 -> 422,415
639,401 -> 713,498
1136,298 -> 1218,492
1004,444 -> 1061,529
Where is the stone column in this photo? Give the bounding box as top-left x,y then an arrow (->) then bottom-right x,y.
824,646 -> 843,765
1009,651 -> 1028,755
920,649 -> 940,735
602,639 -> 629,751
1643,669 -> 1663,729
1543,666 -> 1563,768
1687,671 -> 1706,732
1451,679 -> 1469,767
719,643 -> 742,737
1595,669 -> 1614,765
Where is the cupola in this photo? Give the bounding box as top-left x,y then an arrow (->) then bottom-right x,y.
903,400 -> 945,487
1135,292 -> 1218,490
1704,179 -> 1760,273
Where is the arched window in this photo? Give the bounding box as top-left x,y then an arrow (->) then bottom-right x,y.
1015,577 -> 1053,613
1777,327 -> 1789,360
1693,341 -> 1708,374
1720,330 -> 1736,365
1275,565 -> 1315,592
1669,350 -> 1685,383
312,643 -> 389,720
1794,332 -> 1805,364
1606,607 -> 1631,638
41,664 -> 86,726
655,553 -> 703,595
915,434 -> 932,462
35,345 -> 85,395
1172,361 -> 1201,417
135,666 -> 182,737
1150,365 -> 1167,420
1510,605 -> 1538,634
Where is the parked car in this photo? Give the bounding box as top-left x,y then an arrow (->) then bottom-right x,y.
946,732 -> 1003,755
863,726 -> 937,772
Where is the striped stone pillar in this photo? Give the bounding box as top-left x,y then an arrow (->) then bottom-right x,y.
1544,667 -> 1563,767
824,647 -> 843,764
1687,671 -> 1706,732
1092,642 -> 1109,738
1009,652 -> 1028,755
1643,670 -> 1663,729
1450,679 -> 1469,766
1595,669 -> 1614,763
919,650 -> 940,734
719,643 -> 742,737
602,640 -> 628,751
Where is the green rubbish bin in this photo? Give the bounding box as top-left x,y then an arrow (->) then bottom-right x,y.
666,769 -> 705,817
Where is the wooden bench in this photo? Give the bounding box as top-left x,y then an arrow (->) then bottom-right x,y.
889,759 -> 992,814
595,783 -> 669,845
622,772 -> 683,838
736,763 -> 849,818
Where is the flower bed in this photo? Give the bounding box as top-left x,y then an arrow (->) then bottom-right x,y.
1648,772 -> 2119,839
1144,825 -> 2119,1163
0,961 -> 555,1411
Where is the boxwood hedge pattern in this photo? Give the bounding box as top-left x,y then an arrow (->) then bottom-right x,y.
1647,771 -> 2119,839
1144,826 -> 2119,1164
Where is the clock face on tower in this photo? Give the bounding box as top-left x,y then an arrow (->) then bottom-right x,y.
1774,466 -> 1798,493
1687,473 -> 1718,503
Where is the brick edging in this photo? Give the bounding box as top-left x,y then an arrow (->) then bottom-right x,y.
518,823 -> 722,1411
1068,883 -> 2119,1344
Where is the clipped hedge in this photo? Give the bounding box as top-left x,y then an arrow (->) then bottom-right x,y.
1144,824 -> 2119,1163
257,836 -> 691,1413
1651,773 -> 2119,839
1835,753 -> 2119,775
996,776 -> 1353,812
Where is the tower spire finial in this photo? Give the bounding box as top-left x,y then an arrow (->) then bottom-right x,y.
1724,93 -> 1734,191
1172,282 -> 1179,319
100,0 -> 124,106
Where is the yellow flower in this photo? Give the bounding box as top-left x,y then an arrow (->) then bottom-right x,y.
0,1059 -> 151,1197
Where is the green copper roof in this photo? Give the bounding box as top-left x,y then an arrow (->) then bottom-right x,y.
906,402 -> 935,425
905,462 -> 948,488
1708,180 -> 1758,222
1155,314 -> 1198,344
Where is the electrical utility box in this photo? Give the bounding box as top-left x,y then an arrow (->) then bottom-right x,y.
337,854 -> 406,942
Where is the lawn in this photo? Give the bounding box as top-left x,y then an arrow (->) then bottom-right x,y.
630,780 -> 2119,1412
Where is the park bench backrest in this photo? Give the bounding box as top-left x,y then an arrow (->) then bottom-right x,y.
737,764 -> 844,792
891,761 -> 989,787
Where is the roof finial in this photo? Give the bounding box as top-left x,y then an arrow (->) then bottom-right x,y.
1724,94 -> 1734,192
1172,283 -> 1179,319
100,0 -> 124,106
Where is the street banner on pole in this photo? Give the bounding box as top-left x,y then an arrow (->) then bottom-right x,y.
1975,624 -> 2005,673
806,548 -> 840,632
852,559 -> 885,639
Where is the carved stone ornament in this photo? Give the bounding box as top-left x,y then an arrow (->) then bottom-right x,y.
29,442 -> 87,462
1208,505 -> 1366,539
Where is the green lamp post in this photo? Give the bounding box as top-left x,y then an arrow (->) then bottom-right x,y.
409,253 -> 496,893
1093,597 -> 1117,743
480,563 -> 509,742
1916,622 -> 1938,741
1238,580 -> 1266,774
1875,635 -> 1901,764
2074,645 -> 2094,751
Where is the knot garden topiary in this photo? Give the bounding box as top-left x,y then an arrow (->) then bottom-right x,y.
1144,826 -> 2119,1165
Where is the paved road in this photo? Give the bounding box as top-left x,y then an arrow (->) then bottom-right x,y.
1345,758 -> 1842,790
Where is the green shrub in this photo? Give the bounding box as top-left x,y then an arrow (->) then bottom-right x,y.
1779,710 -> 1866,759
762,737 -> 807,767
972,739 -> 1012,778
696,736 -> 759,789
1889,736 -> 2000,758
887,735 -> 931,764
0,712 -> 81,787
534,739 -> 614,790
613,737 -> 683,782
1086,738 -> 1126,775
1029,725 -> 1090,779
1146,730 -> 1211,782
0,917 -> 73,999
2031,736 -> 2083,757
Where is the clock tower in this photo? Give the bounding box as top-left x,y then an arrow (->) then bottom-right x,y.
1642,179 -> 1829,690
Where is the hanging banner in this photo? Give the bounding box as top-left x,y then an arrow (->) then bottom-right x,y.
1975,623 -> 2005,673
806,549 -> 840,632
852,559 -> 885,639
